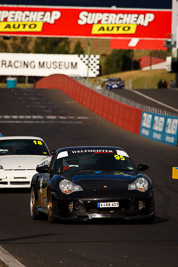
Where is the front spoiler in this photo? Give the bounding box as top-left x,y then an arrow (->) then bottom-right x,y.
54,211 -> 155,222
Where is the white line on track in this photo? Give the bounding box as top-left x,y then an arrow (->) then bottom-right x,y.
128,89 -> 178,113
0,115 -> 89,124
0,121 -> 83,124
0,246 -> 25,267
0,115 -> 89,120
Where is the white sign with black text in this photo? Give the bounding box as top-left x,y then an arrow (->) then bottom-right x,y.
0,53 -> 100,77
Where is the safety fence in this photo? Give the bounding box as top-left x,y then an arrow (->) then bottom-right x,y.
78,77 -> 178,117
35,74 -> 178,146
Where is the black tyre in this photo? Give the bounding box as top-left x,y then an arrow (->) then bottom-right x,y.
47,190 -> 56,223
30,186 -> 40,220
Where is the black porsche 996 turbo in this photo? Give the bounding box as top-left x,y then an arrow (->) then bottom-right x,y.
30,146 -> 155,223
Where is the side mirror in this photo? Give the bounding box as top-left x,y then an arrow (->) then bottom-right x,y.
138,163 -> 149,172
50,149 -> 56,156
36,165 -> 50,173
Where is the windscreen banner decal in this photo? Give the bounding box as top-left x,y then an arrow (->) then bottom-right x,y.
0,6 -> 171,38
71,150 -> 114,154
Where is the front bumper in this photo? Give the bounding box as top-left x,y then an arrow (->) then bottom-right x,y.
51,191 -> 155,221
0,170 -> 36,188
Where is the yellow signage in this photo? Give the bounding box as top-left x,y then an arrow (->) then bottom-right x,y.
92,24 -> 137,34
0,22 -> 43,32
172,167 -> 178,179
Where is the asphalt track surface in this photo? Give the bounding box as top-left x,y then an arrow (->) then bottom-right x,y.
0,87 -> 178,267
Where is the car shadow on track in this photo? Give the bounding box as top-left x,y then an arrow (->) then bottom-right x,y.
51,215 -> 168,225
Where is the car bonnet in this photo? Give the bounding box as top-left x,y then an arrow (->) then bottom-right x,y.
0,155 -> 49,169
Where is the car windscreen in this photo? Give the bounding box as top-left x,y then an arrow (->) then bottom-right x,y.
0,139 -> 49,156
54,149 -> 137,173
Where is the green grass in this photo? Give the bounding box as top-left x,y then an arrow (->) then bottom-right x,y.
90,69 -> 176,89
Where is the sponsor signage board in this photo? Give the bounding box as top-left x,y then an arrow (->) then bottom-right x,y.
0,53 -> 100,77
110,38 -> 167,50
0,6 -> 171,39
140,111 -> 178,146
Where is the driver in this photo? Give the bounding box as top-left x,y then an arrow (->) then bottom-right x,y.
62,158 -> 79,171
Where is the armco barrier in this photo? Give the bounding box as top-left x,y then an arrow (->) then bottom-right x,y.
35,74 -> 142,134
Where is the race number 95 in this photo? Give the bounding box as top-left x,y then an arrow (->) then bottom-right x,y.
114,155 -> 125,160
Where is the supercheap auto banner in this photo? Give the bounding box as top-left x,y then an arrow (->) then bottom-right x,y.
0,6 -> 171,38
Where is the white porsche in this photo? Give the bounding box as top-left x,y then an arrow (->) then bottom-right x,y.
0,136 -> 50,188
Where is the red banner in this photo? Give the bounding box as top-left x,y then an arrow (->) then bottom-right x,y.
0,6 -> 171,39
110,38 -> 167,50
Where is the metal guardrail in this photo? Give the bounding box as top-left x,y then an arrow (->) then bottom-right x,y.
76,78 -> 178,118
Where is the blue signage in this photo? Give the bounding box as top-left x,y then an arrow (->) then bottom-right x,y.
140,112 -> 178,146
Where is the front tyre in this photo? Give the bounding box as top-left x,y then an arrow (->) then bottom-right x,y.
30,186 -> 40,220
47,190 -> 56,223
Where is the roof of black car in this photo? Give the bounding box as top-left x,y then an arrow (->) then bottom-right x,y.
107,78 -> 122,81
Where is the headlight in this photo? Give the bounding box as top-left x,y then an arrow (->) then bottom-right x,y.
128,177 -> 148,192
59,179 -> 83,194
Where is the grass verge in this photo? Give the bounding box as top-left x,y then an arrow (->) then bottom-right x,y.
90,69 -> 176,89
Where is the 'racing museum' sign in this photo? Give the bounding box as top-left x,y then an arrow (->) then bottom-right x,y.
0,53 -> 100,77
0,6 -> 171,39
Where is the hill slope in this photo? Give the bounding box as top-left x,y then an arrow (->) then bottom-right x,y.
91,69 -> 176,89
